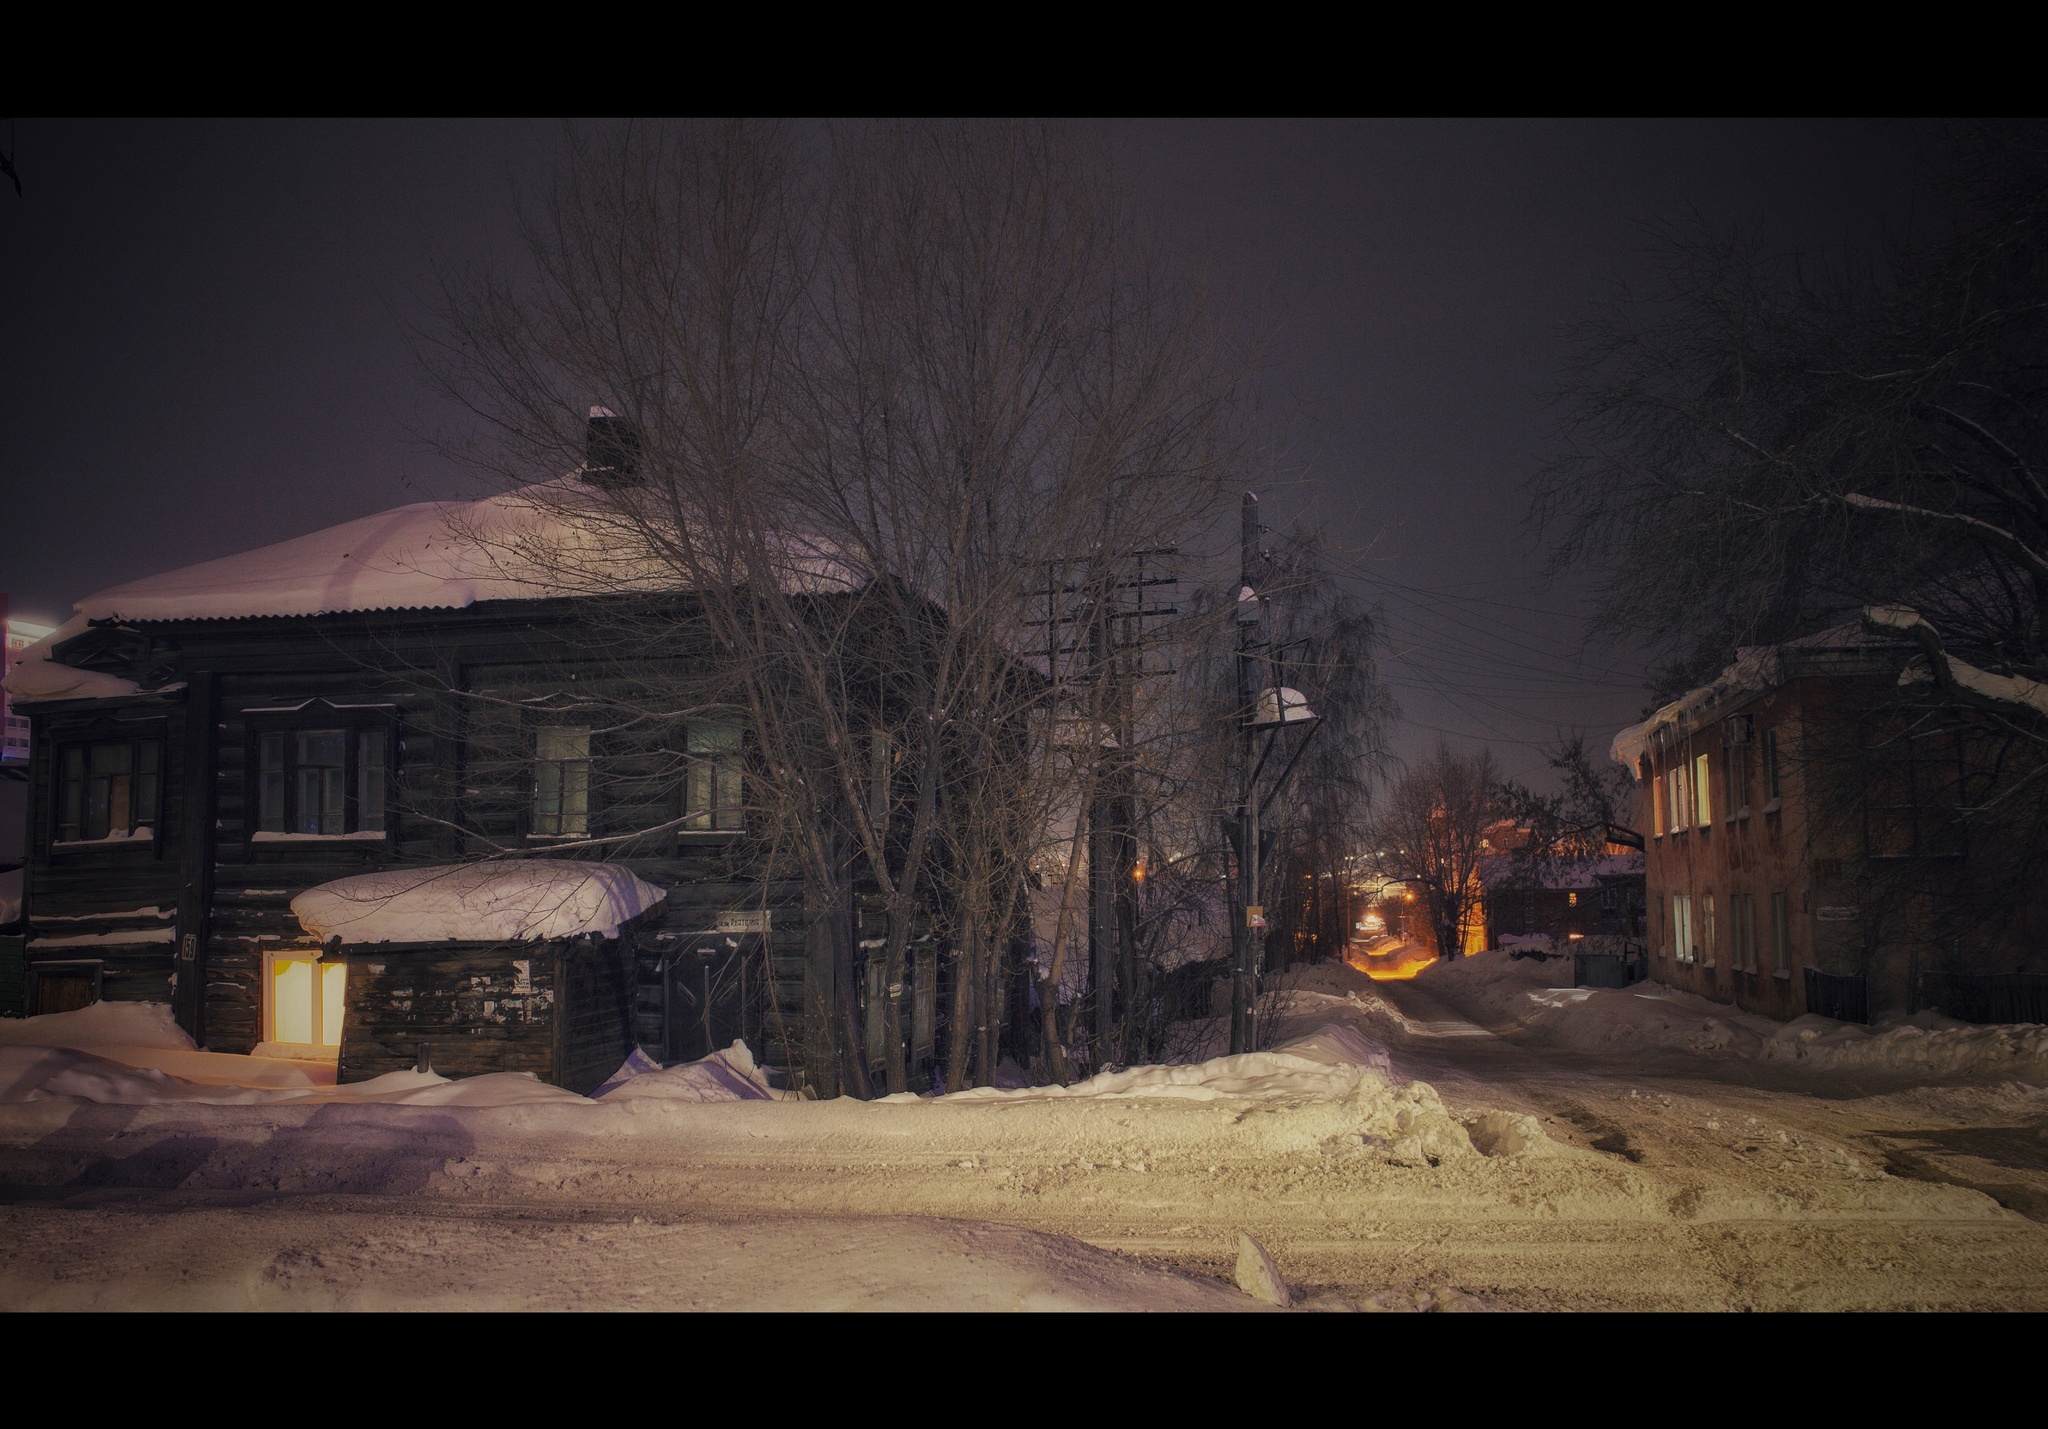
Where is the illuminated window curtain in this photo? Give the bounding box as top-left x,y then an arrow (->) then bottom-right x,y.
1693,753 -> 1712,826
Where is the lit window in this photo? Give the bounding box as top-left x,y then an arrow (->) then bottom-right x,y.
533,726 -> 591,837
267,954 -> 345,1049
1693,753 -> 1712,826
1672,893 -> 1694,963
1701,892 -> 1716,964
684,720 -> 744,831
57,739 -> 160,842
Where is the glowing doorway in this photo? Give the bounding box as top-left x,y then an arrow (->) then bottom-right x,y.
265,954 -> 346,1050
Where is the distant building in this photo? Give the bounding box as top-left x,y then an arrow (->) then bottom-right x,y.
1477,822 -> 1644,948
2,603 -> 58,868
1611,623 -> 2046,1023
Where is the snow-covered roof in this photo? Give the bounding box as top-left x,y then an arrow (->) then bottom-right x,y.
2,614 -> 151,702
291,860 -> 668,945
74,476 -> 867,625
1479,849 -> 1643,892
1609,620 -> 1908,769
3,475 -> 874,704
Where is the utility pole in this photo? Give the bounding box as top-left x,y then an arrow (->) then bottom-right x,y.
1230,491 -> 1263,1055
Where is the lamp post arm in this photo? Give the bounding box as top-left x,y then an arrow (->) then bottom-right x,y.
1258,717 -> 1323,822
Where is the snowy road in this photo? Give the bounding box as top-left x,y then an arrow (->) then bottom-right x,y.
4,959 -> 2048,1310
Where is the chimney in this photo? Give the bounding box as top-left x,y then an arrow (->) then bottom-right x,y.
582,406 -> 644,488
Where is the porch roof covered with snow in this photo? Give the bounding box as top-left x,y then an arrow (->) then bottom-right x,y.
290,860 -> 668,946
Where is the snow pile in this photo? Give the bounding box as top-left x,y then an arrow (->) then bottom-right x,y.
0,1043 -> 586,1107
592,1042 -> 778,1103
1413,949 -> 2048,1080
292,860 -> 666,944
944,1025 -> 1391,1105
1758,1012 -> 2048,1078
0,999 -> 196,1050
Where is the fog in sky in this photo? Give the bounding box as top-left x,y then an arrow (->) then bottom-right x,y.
0,118 -> 1927,785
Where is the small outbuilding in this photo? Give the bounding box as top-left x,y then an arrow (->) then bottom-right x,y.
289,860 -> 665,1094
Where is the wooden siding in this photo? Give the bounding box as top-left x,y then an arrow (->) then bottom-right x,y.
338,942 -> 563,1083
13,597 -> 908,1093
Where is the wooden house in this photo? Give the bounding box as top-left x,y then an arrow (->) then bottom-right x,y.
0,420 -> 944,1094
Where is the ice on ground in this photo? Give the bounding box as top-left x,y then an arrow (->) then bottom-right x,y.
292,860 -> 666,944
0,1208 -> 1261,1313
592,1042 -> 778,1103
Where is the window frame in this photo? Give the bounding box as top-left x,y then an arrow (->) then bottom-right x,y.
1770,890 -> 1791,977
245,702 -> 396,847
680,717 -> 746,836
50,719 -> 167,853
529,724 -> 593,840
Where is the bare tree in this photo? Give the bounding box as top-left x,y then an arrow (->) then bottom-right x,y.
428,119 -> 1246,1094
1532,120 -> 2048,985
1367,741 -> 1501,961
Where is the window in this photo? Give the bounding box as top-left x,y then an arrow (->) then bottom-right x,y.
57,739 -> 160,843
684,720 -> 744,832
265,952 -> 345,1050
1652,766 -> 1666,836
1693,752 -> 1712,827
257,726 -> 388,837
1762,726 -> 1780,802
1770,891 -> 1790,975
1726,715 -> 1752,814
1668,763 -> 1691,832
1864,724 -> 1965,859
1701,892 -> 1717,966
532,726 -> 591,837
1729,892 -> 1757,972
1673,893 -> 1694,964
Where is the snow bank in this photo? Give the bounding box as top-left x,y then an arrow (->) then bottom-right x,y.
292,860 -> 666,944
0,1000 -> 196,1051
1758,1012 -> 2048,1078
592,1042 -> 778,1103
944,1025 -> 1391,1105
0,1043 -> 588,1107
1412,949 -> 2048,1080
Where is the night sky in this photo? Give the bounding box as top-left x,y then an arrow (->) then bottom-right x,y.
0,119 -> 1926,783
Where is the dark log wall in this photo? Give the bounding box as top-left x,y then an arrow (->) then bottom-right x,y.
556,939 -> 636,1095
339,942 -> 561,1083
18,598 -> 859,1091
19,693 -> 187,1007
